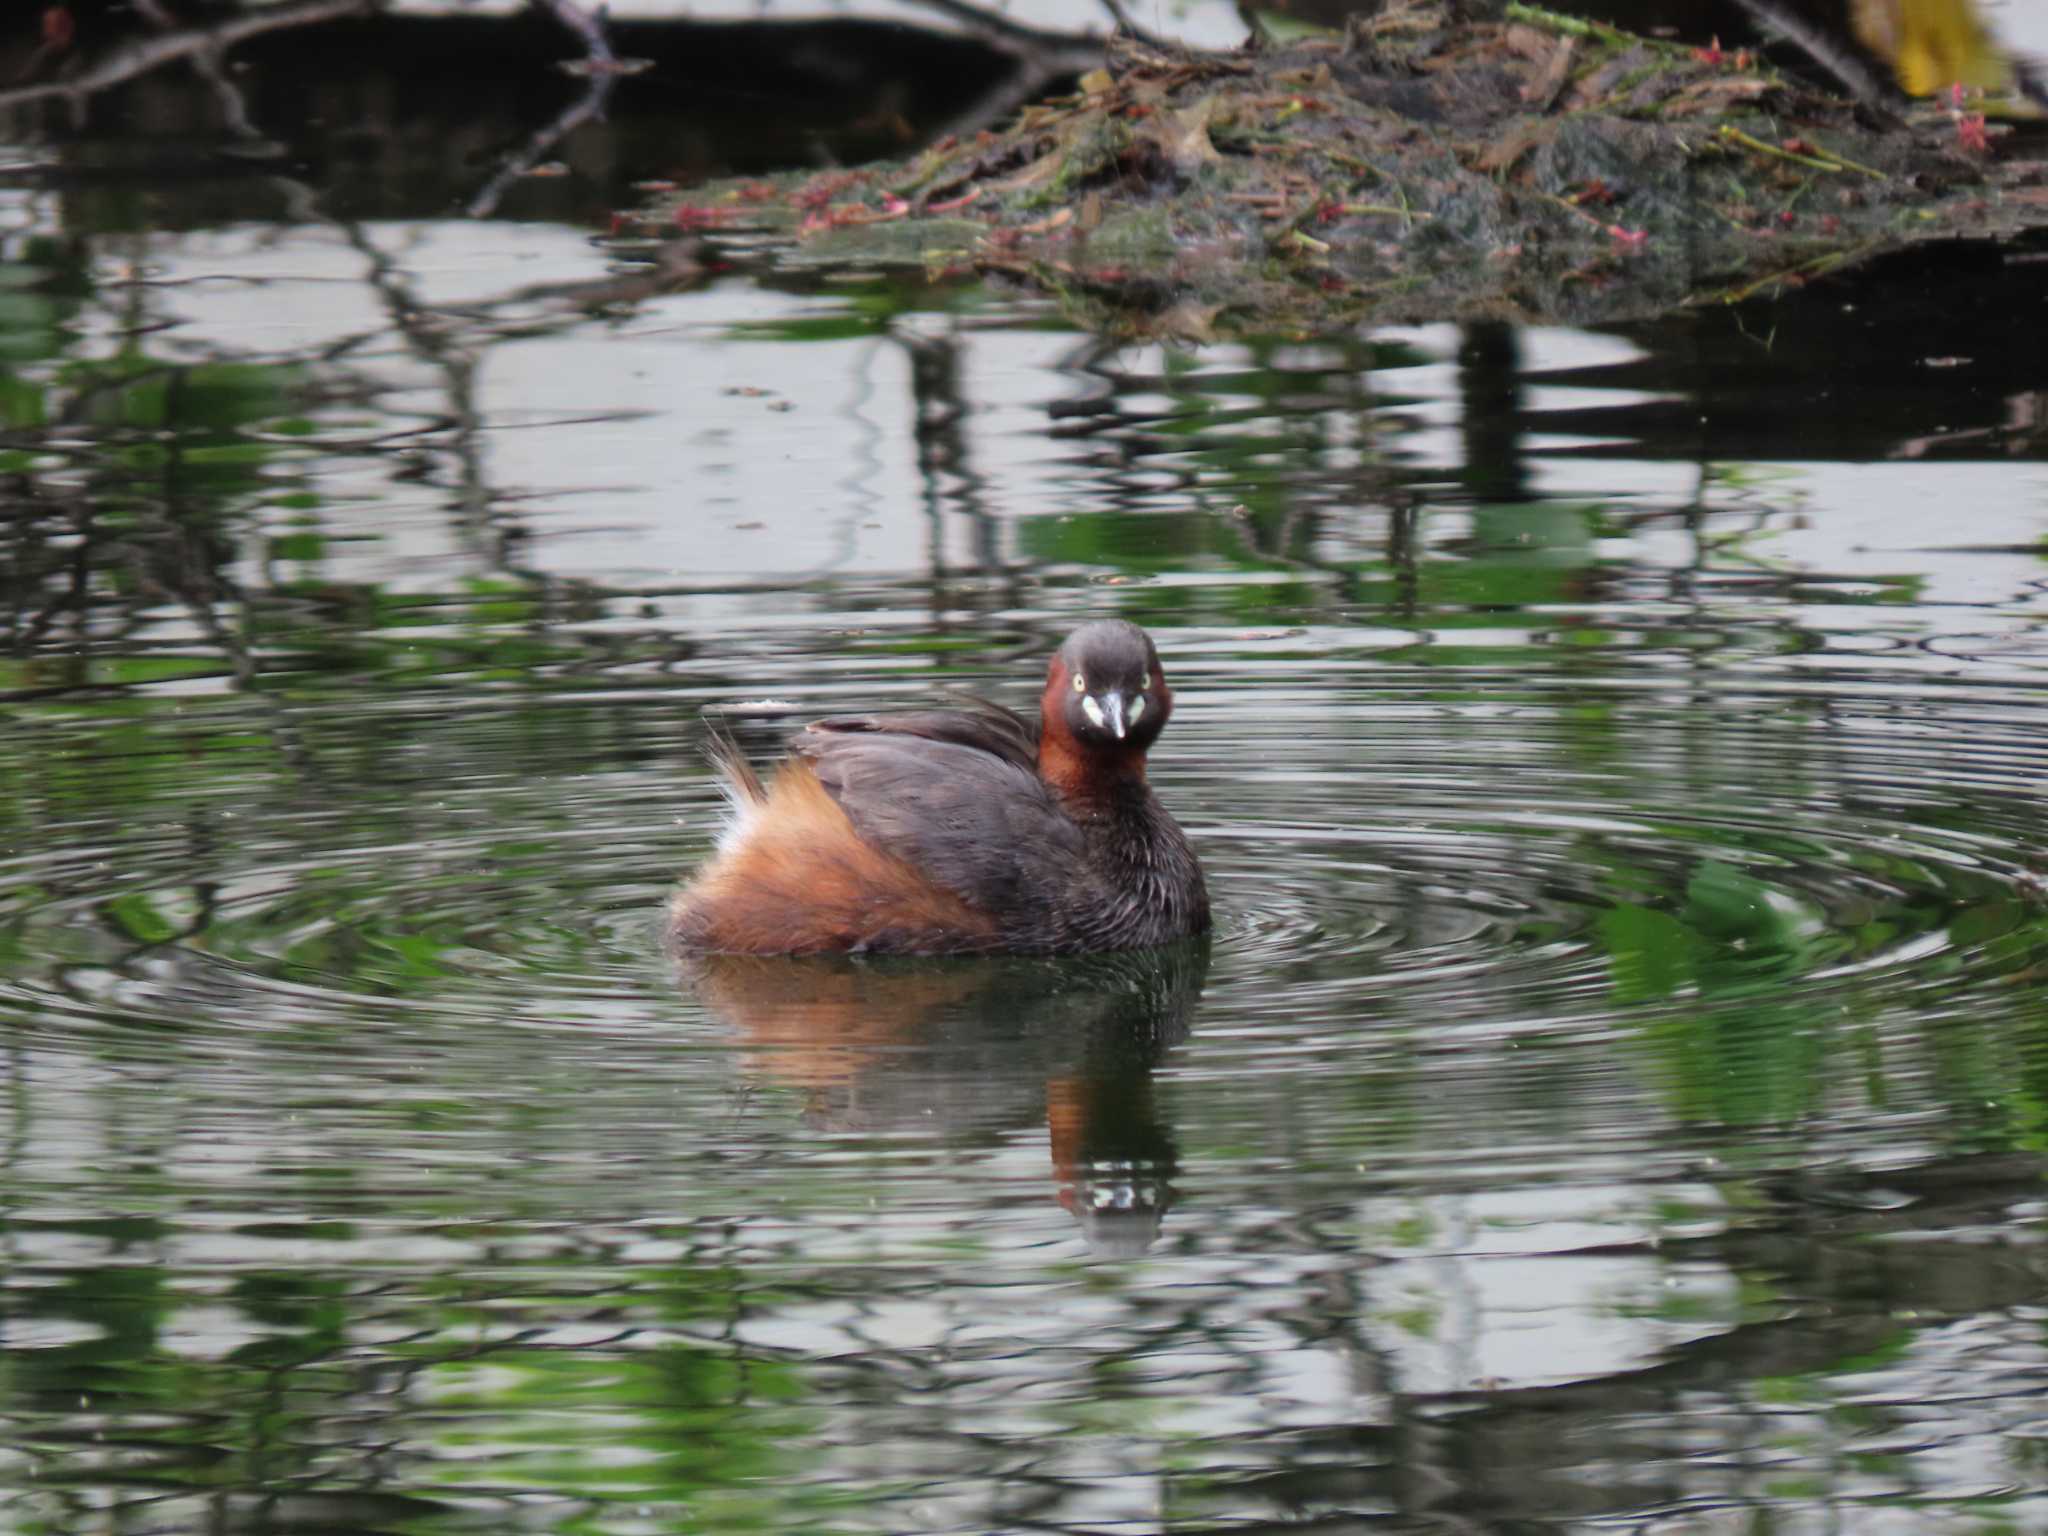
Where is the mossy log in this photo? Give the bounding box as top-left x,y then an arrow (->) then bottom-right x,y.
621,1 -> 2048,333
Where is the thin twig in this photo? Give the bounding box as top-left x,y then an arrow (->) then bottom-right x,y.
904,0 -> 1169,53
1728,0 -> 1906,124
466,0 -> 644,216
531,0 -> 615,70
1715,238 -> 1882,302
1717,123 -> 1887,180
1098,0 -> 1142,39
466,74 -> 617,218
1501,3 -> 1684,57
926,46 -> 1111,145
128,0 -> 260,140
0,0 -> 370,112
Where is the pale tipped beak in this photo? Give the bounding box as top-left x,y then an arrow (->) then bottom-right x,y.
1101,690 -> 1128,741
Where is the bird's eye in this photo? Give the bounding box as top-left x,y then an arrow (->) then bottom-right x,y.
1140,673 -> 1151,691
1072,672 -> 1086,692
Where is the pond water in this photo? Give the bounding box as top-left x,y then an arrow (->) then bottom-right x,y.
8,27 -> 2048,1535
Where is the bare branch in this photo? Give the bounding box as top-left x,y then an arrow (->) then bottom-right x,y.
1098,0 -> 1144,38
0,0 -> 373,113
465,0 -> 655,217
1730,0 -> 1904,125
465,73 -> 616,218
901,0 -> 1170,55
531,0 -> 615,71
128,0 -> 261,141
897,0 -> 1170,142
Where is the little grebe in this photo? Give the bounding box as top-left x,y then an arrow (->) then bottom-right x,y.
668,620 -> 1209,955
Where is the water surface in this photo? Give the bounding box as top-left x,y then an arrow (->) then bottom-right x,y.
5,82 -> 2048,1536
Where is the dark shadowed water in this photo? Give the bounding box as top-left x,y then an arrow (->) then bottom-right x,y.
7,19 -> 2048,1534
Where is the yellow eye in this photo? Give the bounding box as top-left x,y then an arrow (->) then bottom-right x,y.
1140,673 -> 1151,691
1072,672 -> 1086,692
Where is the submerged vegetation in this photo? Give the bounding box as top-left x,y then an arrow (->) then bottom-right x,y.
628,1 -> 2048,331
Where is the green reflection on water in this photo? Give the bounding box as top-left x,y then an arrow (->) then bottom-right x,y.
3,219 -> 2048,1533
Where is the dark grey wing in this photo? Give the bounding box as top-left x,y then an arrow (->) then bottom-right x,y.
801,697 -> 1038,774
793,732 -> 1083,922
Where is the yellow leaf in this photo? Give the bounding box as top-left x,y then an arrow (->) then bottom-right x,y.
1850,0 -> 2009,95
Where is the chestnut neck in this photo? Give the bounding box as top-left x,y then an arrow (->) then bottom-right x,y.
1039,726 -> 1148,806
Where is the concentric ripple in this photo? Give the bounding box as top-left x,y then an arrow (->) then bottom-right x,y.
0,705 -> 713,1080
7,624 -> 2048,1536
5,650 -> 2041,1070
1169,666 -> 2044,1056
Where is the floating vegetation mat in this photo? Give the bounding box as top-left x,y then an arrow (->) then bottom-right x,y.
621,1 -> 2048,330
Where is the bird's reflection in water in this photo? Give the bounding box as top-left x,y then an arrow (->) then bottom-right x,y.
683,942 -> 1208,1254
